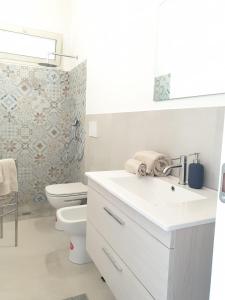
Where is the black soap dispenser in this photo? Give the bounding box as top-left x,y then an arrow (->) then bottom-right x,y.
188,153 -> 204,189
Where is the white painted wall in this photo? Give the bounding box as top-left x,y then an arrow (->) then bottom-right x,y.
70,0 -> 158,114
0,0 -> 224,112
0,0 -> 74,69
0,0 -> 70,33
70,0 -> 225,114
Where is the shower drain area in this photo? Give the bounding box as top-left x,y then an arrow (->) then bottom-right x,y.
64,294 -> 89,300
22,211 -> 32,216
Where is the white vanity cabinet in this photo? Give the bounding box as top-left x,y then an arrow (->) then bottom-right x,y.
86,178 -> 215,300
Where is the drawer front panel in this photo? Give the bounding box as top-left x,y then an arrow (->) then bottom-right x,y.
88,179 -> 173,248
88,187 -> 171,300
86,223 -> 154,300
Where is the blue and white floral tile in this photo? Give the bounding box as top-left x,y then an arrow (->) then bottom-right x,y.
154,73 -> 171,101
0,61 -> 87,216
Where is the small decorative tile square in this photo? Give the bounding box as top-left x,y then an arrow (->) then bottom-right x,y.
63,294 -> 89,300
0,61 -> 87,217
154,73 -> 171,101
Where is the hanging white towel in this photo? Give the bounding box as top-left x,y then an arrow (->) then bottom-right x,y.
0,159 -> 18,196
0,164 -> 3,184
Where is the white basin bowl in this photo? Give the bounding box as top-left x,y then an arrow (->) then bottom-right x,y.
86,170 -> 217,231
57,205 -> 91,264
57,205 -> 87,235
111,175 -> 206,205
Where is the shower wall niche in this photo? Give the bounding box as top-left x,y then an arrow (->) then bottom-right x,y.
0,61 -> 86,217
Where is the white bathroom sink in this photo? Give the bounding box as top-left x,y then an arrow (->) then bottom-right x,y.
86,170 -> 217,231
111,175 -> 206,205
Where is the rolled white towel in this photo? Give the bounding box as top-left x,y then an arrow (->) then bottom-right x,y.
134,150 -> 171,176
0,159 -> 18,196
125,159 -> 147,176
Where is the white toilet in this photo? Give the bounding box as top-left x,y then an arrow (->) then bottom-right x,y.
45,182 -> 88,230
57,205 -> 91,264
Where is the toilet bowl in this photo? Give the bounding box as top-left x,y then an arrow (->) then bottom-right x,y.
57,205 -> 91,264
45,182 -> 88,230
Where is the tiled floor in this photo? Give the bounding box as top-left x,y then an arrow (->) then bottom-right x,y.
0,216 -> 115,300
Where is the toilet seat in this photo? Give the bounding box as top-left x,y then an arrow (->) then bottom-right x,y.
46,193 -> 87,200
45,182 -> 88,210
45,182 -> 88,197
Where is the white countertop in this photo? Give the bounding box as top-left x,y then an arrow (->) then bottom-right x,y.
86,170 -> 218,231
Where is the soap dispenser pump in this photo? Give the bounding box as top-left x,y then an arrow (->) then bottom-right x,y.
188,153 -> 204,189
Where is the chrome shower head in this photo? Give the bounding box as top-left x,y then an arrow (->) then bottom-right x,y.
38,52 -> 78,68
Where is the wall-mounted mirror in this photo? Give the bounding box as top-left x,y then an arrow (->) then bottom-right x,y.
154,0 -> 225,101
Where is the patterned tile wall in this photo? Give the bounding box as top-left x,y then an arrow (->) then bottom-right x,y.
154,73 -> 171,101
0,61 -> 87,216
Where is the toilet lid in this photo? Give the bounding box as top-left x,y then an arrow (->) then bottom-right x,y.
45,182 -> 88,197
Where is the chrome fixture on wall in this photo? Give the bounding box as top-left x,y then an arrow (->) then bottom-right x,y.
38,52 -> 78,68
62,118 -> 85,164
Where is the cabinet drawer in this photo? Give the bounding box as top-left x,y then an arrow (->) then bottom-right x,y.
87,223 -> 154,300
88,179 -> 173,248
88,187 -> 171,300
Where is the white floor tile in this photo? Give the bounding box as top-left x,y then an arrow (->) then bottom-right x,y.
0,216 -> 115,300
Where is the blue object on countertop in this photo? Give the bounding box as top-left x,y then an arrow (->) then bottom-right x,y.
188,153 -> 204,189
